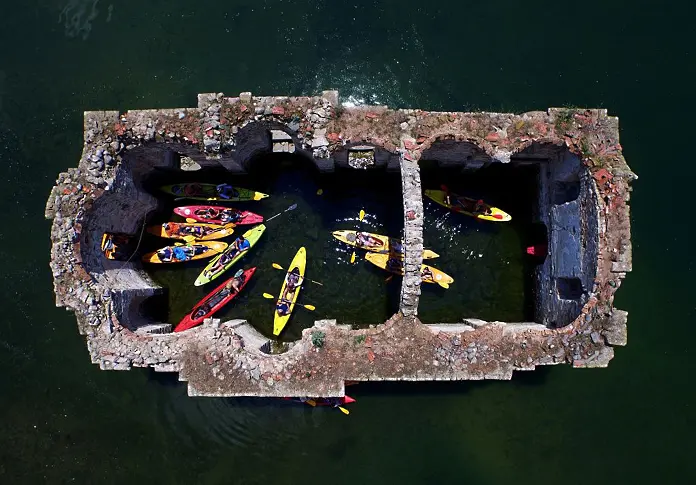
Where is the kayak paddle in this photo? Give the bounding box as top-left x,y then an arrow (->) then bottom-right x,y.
337,406 -> 350,415
262,293 -> 316,311
350,209 -> 366,264
271,263 -> 323,286
266,203 -> 298,222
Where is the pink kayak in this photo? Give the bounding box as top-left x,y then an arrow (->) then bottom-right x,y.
174,206 -> 264,225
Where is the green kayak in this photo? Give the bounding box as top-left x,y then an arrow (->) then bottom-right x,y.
194,224 -> 266,286
160,183 -> 269,202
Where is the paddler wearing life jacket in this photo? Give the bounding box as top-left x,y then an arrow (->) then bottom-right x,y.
277,268 -> 302,316
231,235 -> 250,254
220,210 -> 242,223
356,232 -> 381,248
228,268 -> 245,293
216,184 -> 239,199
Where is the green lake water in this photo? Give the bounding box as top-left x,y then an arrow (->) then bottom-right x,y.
1,0 -> 694,483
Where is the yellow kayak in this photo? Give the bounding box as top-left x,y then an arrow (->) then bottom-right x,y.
364,253 -> 454,289
425,189 -> 511,222
142,241 -> 228,264
147,222 -> 235,241
273,247 -> 306,336
332,230 -> 439,259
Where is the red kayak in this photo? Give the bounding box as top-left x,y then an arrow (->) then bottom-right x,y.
174,205 -> 264,225
174,267 -> 256,332
284,396 -> 356,406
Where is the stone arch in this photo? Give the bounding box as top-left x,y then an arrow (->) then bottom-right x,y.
420,138 -> 492,170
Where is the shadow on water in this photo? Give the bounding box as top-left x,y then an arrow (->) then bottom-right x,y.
139,155 -> 404,341
418,163 -> 540,323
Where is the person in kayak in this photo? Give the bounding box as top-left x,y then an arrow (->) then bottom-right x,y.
163,222 -> 179,235
281,268 -> 302,301
230,235 -> 250,254
206,251 -> 233,275
216,184 -> 239,199
356,232 -> 382,249
219,209 -> 242,224
193,305 -> 210,320
157,247 -> 174,262
421,266 -> 434,282
183,225 -> 213,238
173,245 -> 193,261
229,268 -> 246,293
276,298 -> 291,316
195,207 -> 219,220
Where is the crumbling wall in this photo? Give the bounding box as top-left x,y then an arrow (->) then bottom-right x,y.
44,93 -> 635,397
536,150 -> 599,327
420,139 -> 492,170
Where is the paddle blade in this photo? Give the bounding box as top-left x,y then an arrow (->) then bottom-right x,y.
316,189 -> 323,195
263,293 -> 275,299
182,235 -> 196,243
185,217 -> 197,223
303,304 -> 316,311
288,203 -> 298,211
350,252 -> 356,264
338,406 -> 350,415
385,275 -> 393,283
272,263 -> 284,270
305,399 -> 317,407
359,209 -> 365,221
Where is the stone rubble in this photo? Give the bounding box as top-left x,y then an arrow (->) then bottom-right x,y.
44,91 -> 634,397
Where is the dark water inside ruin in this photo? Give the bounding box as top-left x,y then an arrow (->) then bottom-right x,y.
1,1 -> 695,483
141,159 -> 536,338
143,162 -> 406,340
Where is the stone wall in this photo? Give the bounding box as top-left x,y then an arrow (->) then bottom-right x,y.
44,93 -> 635,397
536,149 -> 600,327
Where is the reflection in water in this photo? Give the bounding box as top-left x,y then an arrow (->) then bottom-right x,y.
59,0 -> 100,40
